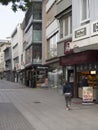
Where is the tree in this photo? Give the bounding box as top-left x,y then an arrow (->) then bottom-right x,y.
0,0 -> 32,11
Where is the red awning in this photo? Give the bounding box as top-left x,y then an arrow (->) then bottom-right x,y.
60,50 -> 98,65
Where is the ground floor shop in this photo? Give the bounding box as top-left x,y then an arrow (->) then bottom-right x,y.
60,50 -> 98,101
20,65 -> 48,88
77,64 -> 98,101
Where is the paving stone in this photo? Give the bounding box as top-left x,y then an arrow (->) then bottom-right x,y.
0,103 -> 35,130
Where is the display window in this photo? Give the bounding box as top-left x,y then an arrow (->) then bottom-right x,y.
77,71 -> 98,88
77,71 -> 98,100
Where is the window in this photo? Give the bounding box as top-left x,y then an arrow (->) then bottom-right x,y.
47,33 -> 58,58
21,54 -> 23,64
33,44 -> 42,59
65,17 -> 68,36
25,46 -> 32,64
33,2 -> 42,20
33,23 -> 42,42
13,43 -> 18,49
81,0 -> 90,22
60,19 -> 63,38
59,15 -> 72,39
14,57 -> 19,65
70,15 -> 72,34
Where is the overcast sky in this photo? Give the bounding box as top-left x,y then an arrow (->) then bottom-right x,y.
0,3 -> 25,40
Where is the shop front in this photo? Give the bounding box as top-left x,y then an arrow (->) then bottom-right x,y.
60,50 -> 98,101
76,63 -> 98,101
24,64 -> 48,88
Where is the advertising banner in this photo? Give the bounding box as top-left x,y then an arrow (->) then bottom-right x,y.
82,87 -> 93,104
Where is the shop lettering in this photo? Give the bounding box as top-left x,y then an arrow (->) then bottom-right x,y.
75,28 -> 86,38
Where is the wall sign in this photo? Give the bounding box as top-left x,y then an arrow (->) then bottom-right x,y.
75,28 -> 86,38
73,24 -> 89,41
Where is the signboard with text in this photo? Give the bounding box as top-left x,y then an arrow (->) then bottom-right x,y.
82,87 -> 93,104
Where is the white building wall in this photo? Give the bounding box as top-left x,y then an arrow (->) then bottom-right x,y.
72,0 -> 98,51
11,24 -> 23,70
0,43 -> 10,72
17,24 -> 23,69
72,0 -> 98,29
72,0 -> 80,30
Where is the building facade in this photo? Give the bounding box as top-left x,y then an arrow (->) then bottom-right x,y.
11,23 -> 23,83
71,0 -> 98,99
0,40 -> 11,79
4,46 -> 12,81
42,0 -> 63,88
22,0 -> 45,88
58,0 -> 98,99
55,0 -> 73,93
3,0 -> 98,101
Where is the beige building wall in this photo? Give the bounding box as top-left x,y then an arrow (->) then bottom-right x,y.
42,0 -> 47,64
46,1 -> 57,26
0,41 -> 11,72
42,0 -> 59,65
11,24 -> 23,71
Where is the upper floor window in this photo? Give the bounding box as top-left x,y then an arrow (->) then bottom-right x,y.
59,15 -> 72,39
13,43 -> 18,53
33,44 -> 42,59
47,33 -> 58,59
60,19 -> 63,39
81,0 -> 90,23
14,57 -> 19,64
25,46 -> 32,64
33,23 -> 42,42
33,2 -> 42,20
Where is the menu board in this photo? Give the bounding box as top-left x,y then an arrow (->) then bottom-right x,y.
82,87 -> 93,104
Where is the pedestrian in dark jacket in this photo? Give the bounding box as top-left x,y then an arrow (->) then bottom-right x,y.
81,76 -> 88,87
63,80 -> 72,110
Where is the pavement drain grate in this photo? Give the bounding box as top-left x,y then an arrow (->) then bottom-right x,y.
0,103 -> 36,130
33,101 -> 41,104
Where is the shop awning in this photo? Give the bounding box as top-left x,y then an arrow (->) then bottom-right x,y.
60,50 -> 98,65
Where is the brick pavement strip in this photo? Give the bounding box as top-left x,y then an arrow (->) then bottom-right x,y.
0,80 -> 98,130
0,103 -> 35,130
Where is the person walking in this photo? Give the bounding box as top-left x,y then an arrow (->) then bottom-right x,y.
63,80 -> 72,110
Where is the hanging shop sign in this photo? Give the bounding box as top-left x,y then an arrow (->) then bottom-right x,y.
64,42 -> 73,55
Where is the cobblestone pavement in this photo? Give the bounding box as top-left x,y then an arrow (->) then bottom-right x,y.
0,79 -> 98,130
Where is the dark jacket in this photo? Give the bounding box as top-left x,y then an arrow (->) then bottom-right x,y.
82,78 -> 88,87
63,83 -> 72,94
